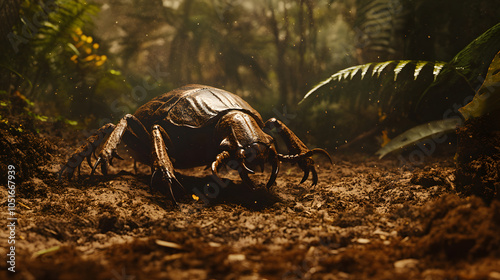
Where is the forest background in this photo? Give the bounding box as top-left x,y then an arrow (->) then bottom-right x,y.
1,0 -> 499,150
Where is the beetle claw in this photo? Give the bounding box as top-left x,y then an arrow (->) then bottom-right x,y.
266,147 -> 280,189
311,167 -> 318,187
240,169 -> 257,190
91,158 -> 100,176
91,157 -> 108,176
86,155 -> 92,169
240,161 -> 255,174
58,165 -> 75,181
300,167 -> 310,184
150,169 -> 183,207
112,150 -> 124,160
100,158 -> 108,175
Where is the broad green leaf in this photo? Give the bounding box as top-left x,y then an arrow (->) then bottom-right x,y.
459,50 -> 500,120
375,118 -> 462,159
416,22 -> 500,111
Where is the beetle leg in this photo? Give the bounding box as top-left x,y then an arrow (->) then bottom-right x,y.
92,114 -> 149,176
266,146 -> 280,189
211,151 -> 230,182
263,118 -> 332,186
212,150 -> 261,190
150,125 -> 184,206
239,169 -> 257,190
59,123 -> 115,180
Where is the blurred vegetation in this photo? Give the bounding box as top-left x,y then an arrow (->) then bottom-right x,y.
301,21 -> 500,153
0,0 -> 498,150
0,0 -> 131,126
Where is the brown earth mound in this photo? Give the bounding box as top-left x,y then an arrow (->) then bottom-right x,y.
1,117 -> 499,279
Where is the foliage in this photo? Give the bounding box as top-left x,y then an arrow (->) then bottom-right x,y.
1,0 -> 130,123
377,49 -> 500,158
299,22 -> 500,154
353,0 -> 407,62
375,118 -> 461,159
0,0 -> 22,41
2,0 -> 499,139
102,0 -> 352,114
459,51 -> 500,120
300,60 -> 447,113
301,23 -> 500,118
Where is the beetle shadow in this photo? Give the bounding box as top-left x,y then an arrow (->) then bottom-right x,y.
81,169 -> 280,210
175,173 -> 281,210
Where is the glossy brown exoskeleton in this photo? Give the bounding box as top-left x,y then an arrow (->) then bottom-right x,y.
59,85 -> 331,205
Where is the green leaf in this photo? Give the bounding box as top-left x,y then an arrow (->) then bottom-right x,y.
375,118 -> 462,159
459,50 -> 500,120
67,42 -> 80,55
33,246 -> 61,258
299,60 -> 446,115
416,22 -> 500,112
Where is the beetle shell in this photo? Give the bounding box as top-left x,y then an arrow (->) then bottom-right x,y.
134,84 -> 264,130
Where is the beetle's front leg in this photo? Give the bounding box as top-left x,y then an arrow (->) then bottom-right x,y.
264,118 -> 332,186
92,114 -> 150,175
150,125 -> 184,206
59,123 -> 116,179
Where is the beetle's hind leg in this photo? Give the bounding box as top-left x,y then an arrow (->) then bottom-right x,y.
150,125 -> 184,206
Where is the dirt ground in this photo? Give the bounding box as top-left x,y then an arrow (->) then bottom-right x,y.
1,117 -> 500,280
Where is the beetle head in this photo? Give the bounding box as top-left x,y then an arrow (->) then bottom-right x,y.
213,111 -> 280,188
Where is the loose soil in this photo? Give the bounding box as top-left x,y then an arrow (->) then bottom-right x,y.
1,117 -> 500,280
455,112 -> 500,203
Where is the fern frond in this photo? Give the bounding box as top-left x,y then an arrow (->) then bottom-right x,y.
355,0 -> 406,56
300,60 -> 447,104
375,49 -> 500,159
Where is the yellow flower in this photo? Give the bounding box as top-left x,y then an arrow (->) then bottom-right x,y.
83,54 -> 97,61
95,59 -> 106,67
92,43 -> 99,49
380,130 -> 391,148
86,36 -> 93,44
81,34 -> 87,42
70,54 -> 78,63
74,27 -> 82,35
93,55 -> 107,66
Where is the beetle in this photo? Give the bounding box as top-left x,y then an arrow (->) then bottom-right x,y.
59,84 -> 331,205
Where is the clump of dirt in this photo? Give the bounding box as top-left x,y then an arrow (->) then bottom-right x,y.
0,119 -> 53,184
455,111 -> 500,202
416,194 -> 500,261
